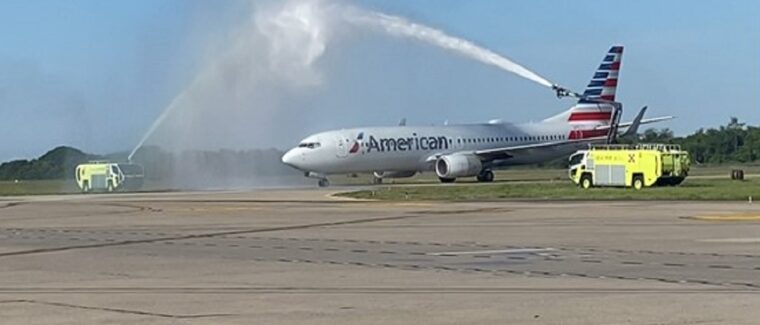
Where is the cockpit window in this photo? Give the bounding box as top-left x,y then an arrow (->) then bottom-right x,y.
298,142 -> 321,149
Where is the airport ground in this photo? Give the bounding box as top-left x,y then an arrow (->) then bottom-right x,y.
1,164 -> 759,196
0,189 -> 758,324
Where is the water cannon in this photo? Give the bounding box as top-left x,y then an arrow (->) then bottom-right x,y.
551,84 -> 621,106
552,84 -> 584,100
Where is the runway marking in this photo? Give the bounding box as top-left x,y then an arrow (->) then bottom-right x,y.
698,238 -> 760,243
687,214 -> 760,222
427,248 -> 555,256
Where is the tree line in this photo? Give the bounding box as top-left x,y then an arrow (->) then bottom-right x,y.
636,117 -> 759,164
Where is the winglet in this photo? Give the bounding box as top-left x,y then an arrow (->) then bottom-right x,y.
621,106 -> 647,138
398,118 -> 407,126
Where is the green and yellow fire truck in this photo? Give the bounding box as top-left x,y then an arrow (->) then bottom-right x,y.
75,161 -> 144,193
569,144 -> 690,190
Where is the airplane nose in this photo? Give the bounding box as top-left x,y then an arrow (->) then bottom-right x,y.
281,149 -> 300,168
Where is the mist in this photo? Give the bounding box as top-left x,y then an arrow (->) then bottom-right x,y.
130,0 -> 555,188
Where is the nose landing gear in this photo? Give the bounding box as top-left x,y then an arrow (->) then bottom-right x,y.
305,171 -> 331,188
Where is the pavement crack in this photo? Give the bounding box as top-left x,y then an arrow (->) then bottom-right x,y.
0,214 -> 422,258
0,299 -> 233,319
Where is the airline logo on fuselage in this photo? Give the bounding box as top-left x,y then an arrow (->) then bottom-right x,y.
351,132 -> 449,154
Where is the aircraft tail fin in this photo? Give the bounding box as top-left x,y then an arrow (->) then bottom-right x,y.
579,45 -> 623,104
544,45 -> 623,124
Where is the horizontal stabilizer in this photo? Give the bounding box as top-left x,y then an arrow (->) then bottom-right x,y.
594,115 -> 674,131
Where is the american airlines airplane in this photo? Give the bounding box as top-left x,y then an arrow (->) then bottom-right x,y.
282,45 -> 671,187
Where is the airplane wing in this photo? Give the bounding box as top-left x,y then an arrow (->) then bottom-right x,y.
424,137 -> 607,163
471,137 -> 607,160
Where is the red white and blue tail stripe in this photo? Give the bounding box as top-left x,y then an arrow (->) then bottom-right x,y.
580,45 -> 623,104
542,45 -> 624,140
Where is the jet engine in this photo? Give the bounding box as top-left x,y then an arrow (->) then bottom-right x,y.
373,171 -> 417,179
435,154 -> 482,179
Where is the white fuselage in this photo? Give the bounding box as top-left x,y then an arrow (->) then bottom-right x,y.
281,120 -> 601,175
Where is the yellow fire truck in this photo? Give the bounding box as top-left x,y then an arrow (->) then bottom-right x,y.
569,144 -> 690,190
75,161 -> 144,193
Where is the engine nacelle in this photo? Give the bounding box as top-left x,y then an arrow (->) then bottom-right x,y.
373,171 -> 417,179
435,154 -> 482,178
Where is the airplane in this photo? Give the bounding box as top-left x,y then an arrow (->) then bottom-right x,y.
281,45 -> 672,187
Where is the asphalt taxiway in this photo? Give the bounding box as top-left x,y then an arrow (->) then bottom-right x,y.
0,189 -> 758,324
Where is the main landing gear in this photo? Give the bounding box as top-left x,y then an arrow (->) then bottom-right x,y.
437,169 -> 494,184
476,169 -> 494,182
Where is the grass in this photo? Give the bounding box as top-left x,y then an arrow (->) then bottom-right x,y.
337,178 -> 760,202
2,164 -> 758,199
0,179 -> 171,196
0,180 -> 79,196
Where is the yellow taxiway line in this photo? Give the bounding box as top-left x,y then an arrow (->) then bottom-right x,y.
688,214 -> 760,221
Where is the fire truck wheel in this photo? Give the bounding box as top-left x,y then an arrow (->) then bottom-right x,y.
580,174 -> 593,189
633,175 -> 644,190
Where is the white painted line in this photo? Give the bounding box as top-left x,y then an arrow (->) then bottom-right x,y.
428,248 -> 556,256
698,238 -> 760,243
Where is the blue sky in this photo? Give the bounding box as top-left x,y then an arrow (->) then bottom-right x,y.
1,0 -> 758,160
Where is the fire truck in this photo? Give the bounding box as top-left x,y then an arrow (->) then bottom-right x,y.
75,161 -> 144,193
569,144 -> 690,190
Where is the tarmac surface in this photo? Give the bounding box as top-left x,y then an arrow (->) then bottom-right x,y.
0,189 -> 758,324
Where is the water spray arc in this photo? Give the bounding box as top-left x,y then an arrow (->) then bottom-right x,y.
344,10 -> 556,89
127,1 -> 581,162
345,9 -> 587,103
128,89 -> 190,162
